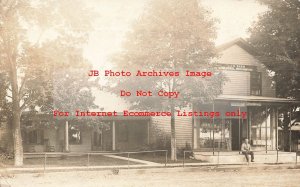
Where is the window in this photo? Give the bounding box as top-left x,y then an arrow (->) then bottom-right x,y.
69,126 -> 82,144
118,123 -> 128,142
28,130 -> 44,144
93,132 -> 102,146
250,72 -> 262,96
25,120 -> 33,127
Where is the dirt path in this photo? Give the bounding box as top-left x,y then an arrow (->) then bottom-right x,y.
1,167 -> 300,187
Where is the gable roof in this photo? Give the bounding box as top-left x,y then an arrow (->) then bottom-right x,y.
217,38 -> 259,56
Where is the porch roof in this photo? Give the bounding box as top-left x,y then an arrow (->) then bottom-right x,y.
215,95 -> 298,104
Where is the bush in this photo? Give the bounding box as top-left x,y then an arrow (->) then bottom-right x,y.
0,147 -> 13,161
177,142 -> 193,158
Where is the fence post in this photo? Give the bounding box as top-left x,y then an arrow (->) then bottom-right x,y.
127,153 -> 130,169
183,151 -> 185,168
276,148 -> 279,164
217,150 -> 220,166
165,151 -> 168,167
43,153 -> 47,174
87,153 -> 90,167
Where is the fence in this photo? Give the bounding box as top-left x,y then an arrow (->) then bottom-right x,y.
17,149 -> 300,173
23,150 -> 168,173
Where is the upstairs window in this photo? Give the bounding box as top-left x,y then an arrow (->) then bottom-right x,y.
250,72 -> 262,96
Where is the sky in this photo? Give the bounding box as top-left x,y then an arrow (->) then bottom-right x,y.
84,0 -> 267,69
83,0 -> 268,110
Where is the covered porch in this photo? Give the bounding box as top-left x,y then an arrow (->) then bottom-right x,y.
192,95 -> 297,155
21,114 -> 151,153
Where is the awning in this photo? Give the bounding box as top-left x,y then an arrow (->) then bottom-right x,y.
215,95 -> 298,104
279,125 -> 300,131
291,126 -> 300,131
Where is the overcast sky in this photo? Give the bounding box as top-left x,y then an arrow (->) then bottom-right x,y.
84,0 -> 267,69
82,0 -> 268,110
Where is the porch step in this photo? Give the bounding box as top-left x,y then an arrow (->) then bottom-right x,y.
193,151 -> 299,164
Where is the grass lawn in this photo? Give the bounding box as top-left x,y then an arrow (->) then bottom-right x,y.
1,155 -> 141,168
118,152 -> 205,164
0,152 -> 205,168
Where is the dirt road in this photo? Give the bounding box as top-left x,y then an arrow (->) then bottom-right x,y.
1,166 -> 300,187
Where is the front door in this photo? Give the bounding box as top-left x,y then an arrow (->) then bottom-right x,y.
231,119 -> 242,150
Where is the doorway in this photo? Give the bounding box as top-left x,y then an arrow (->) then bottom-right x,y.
231,119 -> 243,150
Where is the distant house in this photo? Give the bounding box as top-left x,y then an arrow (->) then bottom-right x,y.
278,120 -> 300,152
15,112 -> 191,153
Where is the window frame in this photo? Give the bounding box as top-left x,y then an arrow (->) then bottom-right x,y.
250,71 -> 262,96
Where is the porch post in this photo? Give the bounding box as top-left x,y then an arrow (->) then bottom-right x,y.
289,107 -> 292,152
192,103 -> 194,150
112,120 -> 116,151
238,106 -> 240,153
212,102 -> 215,155
276,107 -> 278,150
147,120 -> 150,145
195,119 -> 199,150
65,121 -> 69,152
246,108 -> 248,139
248,109 -> 252,142
229,120 -> 232,151
270,107 -> 275,150
221,115 -> 224,150
265,106 -> 268,153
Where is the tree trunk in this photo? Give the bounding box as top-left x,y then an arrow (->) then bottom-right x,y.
12,111 -> 23,166
170,102 -> 177,161
10,59 -> 24,166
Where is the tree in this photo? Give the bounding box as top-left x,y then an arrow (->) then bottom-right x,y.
248,0 -> 300,150
30,41 -> 98,113
0,0 -> 96,166
109,0 -> 224,160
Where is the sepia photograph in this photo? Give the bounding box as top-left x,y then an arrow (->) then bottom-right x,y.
0,0 -> 300,186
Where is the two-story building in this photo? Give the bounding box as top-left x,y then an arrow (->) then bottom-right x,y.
192,38 -> 294,153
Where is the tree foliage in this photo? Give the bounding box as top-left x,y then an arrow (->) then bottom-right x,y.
249,0 -> 300,150
110,0 -> 224,160
0,0 -> 97,165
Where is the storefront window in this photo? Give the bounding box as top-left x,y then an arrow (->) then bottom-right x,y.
198,119 -> 230,150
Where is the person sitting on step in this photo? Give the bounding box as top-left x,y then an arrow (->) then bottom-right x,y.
241,138 -> 254,162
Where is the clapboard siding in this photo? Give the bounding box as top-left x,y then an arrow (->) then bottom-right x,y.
219,45 -> 260,66
151,116 -> 192,149
219,44 -> 275,97
151,116 -> 171,133
222,71 -> 250,96
175,116 -> 192,148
